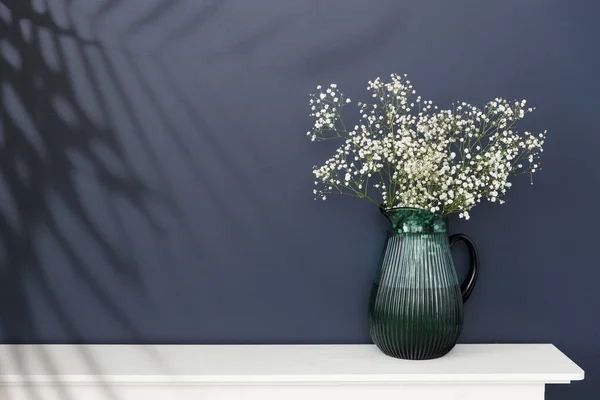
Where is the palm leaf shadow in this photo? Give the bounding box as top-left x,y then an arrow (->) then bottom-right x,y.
0,0 -> 190,397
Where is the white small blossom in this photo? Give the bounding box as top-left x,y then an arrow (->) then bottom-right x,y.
307,74 -> 546,219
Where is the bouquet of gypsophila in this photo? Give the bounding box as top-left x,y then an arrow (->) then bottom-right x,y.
307,74 -> 546,220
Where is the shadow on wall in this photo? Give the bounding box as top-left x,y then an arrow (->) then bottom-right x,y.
0,0 -> 227,398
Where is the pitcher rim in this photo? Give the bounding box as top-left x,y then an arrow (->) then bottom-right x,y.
379,206 -> 445,218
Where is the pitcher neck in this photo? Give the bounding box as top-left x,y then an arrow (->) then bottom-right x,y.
381,207 -> 448,235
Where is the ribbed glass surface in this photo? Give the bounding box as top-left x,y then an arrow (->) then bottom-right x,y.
368,208 -> 464,360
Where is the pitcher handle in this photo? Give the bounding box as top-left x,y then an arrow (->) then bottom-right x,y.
449,234 -> 479,303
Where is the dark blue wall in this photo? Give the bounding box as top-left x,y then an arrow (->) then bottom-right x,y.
1,0 -> 598,398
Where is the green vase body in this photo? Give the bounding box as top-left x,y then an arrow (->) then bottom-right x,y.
368,207 -> 479,360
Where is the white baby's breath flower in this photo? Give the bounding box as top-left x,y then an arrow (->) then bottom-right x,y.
307,75 -> 545,218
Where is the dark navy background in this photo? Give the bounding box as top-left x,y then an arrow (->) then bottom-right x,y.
1,1 -> 598,398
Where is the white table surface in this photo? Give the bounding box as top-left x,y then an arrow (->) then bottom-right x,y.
0,344 -> 584,385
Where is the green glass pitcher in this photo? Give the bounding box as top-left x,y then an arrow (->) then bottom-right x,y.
368,207 -> 479,360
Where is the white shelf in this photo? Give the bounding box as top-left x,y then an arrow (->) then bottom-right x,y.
0,344 -> 584,400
